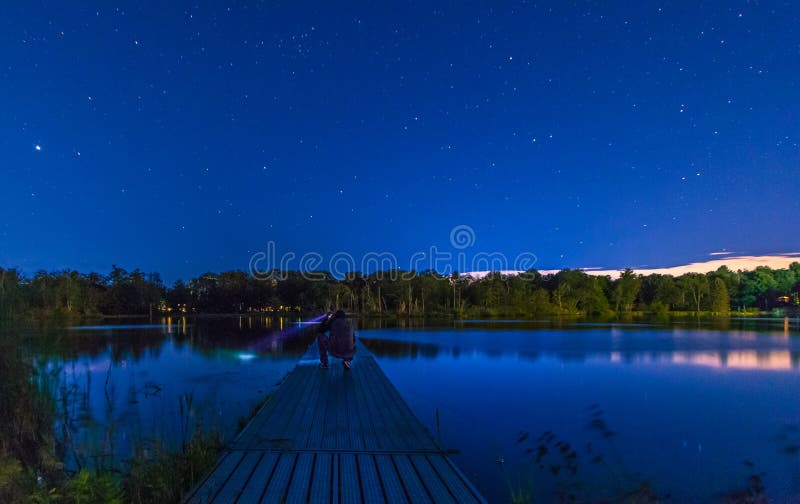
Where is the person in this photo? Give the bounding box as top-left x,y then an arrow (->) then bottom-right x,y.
317,309 -> 356,370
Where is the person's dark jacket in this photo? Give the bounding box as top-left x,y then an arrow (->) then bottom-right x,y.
319,311 -> 356,360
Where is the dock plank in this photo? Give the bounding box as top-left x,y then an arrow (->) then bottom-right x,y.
308,453 -> 332,504
428,454 -> 484,504
235,452 -> 279,502
284,453 -> 314,504
259,452 -> 296,503
391,454 -> 433,504
186,451 -> 243,504
409,454 -> 457,504
375,454 -> 407,502
340,453 -> 360,504
357,454 -> 384,504
212,452 -> 262,503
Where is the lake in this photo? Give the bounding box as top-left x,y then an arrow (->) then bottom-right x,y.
17,316 -> 800,502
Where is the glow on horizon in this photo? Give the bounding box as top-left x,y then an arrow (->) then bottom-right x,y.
464,252 -> 800,279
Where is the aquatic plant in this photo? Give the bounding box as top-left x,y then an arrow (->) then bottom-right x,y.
507,476 -> 532,504
61,469 -> 124,504
505,404 -> 782,503
1,326 -> 224,503
124,428 -> 222,504
506,404 -> 663,502
720,461 -> 767,504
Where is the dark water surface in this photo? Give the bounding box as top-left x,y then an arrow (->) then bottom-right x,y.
364,318 -> 800,502
17,316 -> 800,502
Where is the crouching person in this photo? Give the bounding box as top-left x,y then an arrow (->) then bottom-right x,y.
317,310 -> 355,370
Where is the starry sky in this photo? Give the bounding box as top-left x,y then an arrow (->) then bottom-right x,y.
2,1 -> 799,281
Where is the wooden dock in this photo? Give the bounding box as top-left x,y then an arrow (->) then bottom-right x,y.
185,341 -> 485,503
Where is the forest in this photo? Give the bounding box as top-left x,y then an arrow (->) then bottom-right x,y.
2,263 -> 800,320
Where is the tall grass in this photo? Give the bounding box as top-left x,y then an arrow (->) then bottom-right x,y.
124,428 -> 222,504
1,329 -> 223,503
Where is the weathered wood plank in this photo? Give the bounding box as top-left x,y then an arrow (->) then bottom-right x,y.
348,362 -> 375,450
308,453 -> 332,504
304,366 -> 330,449
284,453 -> 314,504
340,453 -> 361,504
278,366 -> 315,435
186,451 -> 244,503
350,360 -> 376,450
343,373 -> 364,451
366,356 -> 435,450
331,453 -> 340,504
352,356 -> 388,450
371,356 -> 430,451
234,366 -> 302,446
235,452 -> 279,502
357,454 -> 384,503
336,370 -> 350,450
211,452 -> 262,503
392,454 -> 433,504
428,455 -> 486,504
259,452 -> 296,503
321,367 -> 339,450
360,357 -> 404,450
375,454 -> 407,503
409,455 -> 456,504
295,364 -> 323,447
281,365 -> 320,448
235,365 -> 308,449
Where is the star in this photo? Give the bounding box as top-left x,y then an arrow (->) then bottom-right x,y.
34,144 -> 41,151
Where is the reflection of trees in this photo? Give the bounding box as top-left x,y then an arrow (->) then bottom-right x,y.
181,316 -> 316,356
21,316 -> 325,366
361,338 -> 441,359
26,327 -> 169,364
9,316 -> 323,474
361,326 -> 800,371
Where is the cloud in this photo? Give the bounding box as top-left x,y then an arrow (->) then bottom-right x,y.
463,253 -> 800,279
708,251 -> 735,256
579,253 -> 800,277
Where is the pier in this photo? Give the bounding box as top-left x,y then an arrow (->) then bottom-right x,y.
185,341 -> 485,503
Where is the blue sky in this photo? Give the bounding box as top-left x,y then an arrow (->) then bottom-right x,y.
1,1 -> 798,281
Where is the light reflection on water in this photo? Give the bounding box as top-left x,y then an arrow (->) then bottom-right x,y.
31,316 -> 316,471
21,316 -> 800,502
361,321 -> 800,502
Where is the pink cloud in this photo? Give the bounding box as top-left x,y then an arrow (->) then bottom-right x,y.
463,252 -> 800,279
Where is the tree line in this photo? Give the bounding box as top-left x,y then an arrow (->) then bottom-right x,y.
1,263 -> 799,319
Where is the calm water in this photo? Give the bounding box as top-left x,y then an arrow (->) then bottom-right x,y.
18,316 -> 800,502
25,316 -> 317,471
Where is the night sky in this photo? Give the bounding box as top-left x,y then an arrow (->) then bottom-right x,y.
2,2 -> 799,281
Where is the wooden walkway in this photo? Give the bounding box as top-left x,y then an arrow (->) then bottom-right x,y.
185,341 -> 485,503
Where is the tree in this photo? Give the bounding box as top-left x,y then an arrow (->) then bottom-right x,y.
678,273 -> 710,312
0,268 -> 23,318
710,278 -> 730,314
613,269 -> 641,312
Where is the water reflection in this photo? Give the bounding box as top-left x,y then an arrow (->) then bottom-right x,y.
362,327 -> 800,371
358,315 -> 800,334
16,316 -> 318,472
9,316 -> 800,501
361,324 -> 800,502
